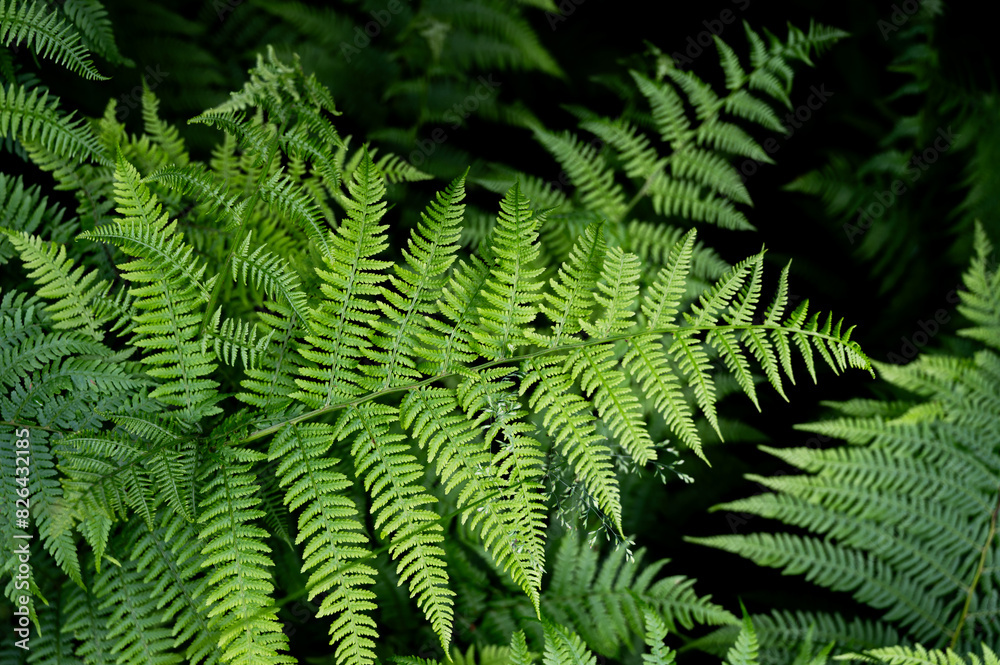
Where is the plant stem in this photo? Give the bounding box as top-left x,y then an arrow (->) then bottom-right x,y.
950,484 -> 1000,648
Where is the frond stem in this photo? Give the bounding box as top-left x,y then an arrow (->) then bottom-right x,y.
197,118 -> 288,339
239,321 -> 870,445
949,484 -> 1000,648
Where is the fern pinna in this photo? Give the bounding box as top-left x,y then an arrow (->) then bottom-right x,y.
1,7 -> 869,665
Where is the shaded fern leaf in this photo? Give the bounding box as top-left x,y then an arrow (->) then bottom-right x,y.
0,0 -> 106,79
0,83 -> 109,164
689,225 -> 1000,658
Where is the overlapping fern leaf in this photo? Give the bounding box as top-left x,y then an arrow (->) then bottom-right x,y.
79,149 -> 222,426
461,529 -> 738,658
844,644 -> 1000,665
395,598 -> 775,665
689,223 -> 1000,661
521,18 -> 848,268
0,29 -> 873,665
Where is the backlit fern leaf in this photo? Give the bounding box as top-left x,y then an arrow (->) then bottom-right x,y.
367,171 -> 467,390
197,445 -> 294,664
400,385 -> 545,612
471,181 -> 545,360
79,151 -> 221,425
335,402 -> 455,652
293,147 -> 391,407
268,423 -> 378,665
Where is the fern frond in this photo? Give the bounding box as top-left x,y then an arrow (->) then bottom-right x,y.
205,44 -> 338,123
206,309 -> 273,370
79,151 -> 221,424
64,570 -> 118,664
457,368 -> 548,611
58,427 -> 196,537
691,231 -> 1000,652
367,171 -> 466,390
0,0 -> 106,79
510,630 -> 533,665
0,173 -> 72,265
93,544 -> 182,665
400,386 -> 546,617
416,249 -> 493,374
534,532 -> 736,658
257,167 -> 336,261
197,445 -> 294,664
269,423 -> 378,665
647,177 -> 752,229
236,294 -> 309,415
956,221 -> 1000,351
622,230 -> 702,456
426,0 -> 563,77
541,620 -> 599,665
725,608 -> 761,665
141,83 -> 189,167
1,229 -> 109,340
642,609 -> 677,665
375,150 -> 434,184
534,129 -> 627,223
570,247 -> 656,465
229,230 -> 310,322
471,182 -> 545,360
60,0 -> 131,66
336,402 -> 455,650
1,83 -> 109,164
844,644 -> 1000,665
144,163 -> 247,232
294,147 -> 391,406
130,508 -> 223,665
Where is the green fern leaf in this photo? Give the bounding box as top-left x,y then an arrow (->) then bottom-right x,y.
0,83 -> 109,164
0,0 -> 106,79
268,423 -> 378,665
197,446 -> 294,664
78,151 -> 221,424
366,171 -> 467,390
294,147 -> 391,407
471,182 -> 545,360
642,609 -> 677,665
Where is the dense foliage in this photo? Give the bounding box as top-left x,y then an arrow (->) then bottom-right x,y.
0,2 -> 997,665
